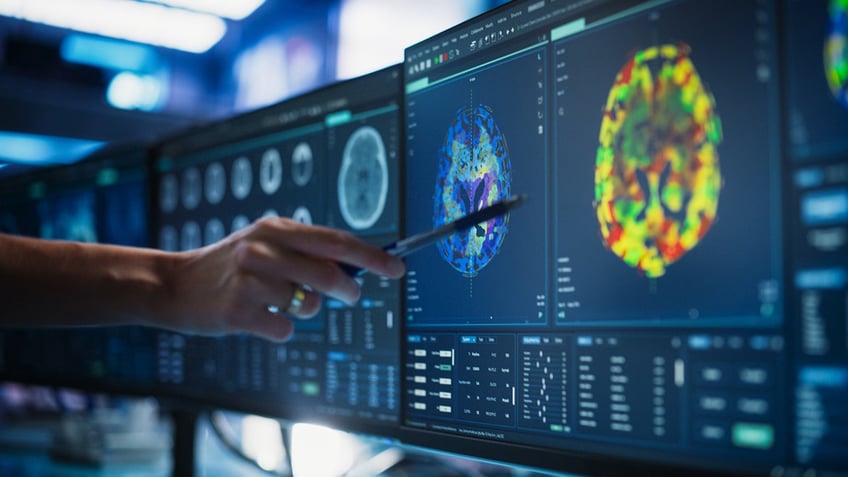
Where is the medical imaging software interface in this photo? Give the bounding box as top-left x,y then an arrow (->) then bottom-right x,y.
403,0 -> 847,474
0,151 -> 159,392
153,67 -> 402,426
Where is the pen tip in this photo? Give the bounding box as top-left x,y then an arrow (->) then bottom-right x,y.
511,193 -> 528,206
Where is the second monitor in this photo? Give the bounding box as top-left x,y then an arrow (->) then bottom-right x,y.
151,66 -> 402,433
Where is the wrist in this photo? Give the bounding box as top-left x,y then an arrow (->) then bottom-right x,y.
144,248 -> 187,330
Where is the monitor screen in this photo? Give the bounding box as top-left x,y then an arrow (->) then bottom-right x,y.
0,143 -> 158,393
151,66 -> 402,432
401,0 -> 847,475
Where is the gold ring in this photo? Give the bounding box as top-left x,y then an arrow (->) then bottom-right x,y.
286,284 -> 307,314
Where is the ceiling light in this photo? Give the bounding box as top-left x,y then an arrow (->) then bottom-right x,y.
0,131 -> 103,165
0,0 -> 227,53
61,35 -> 159,72
149,0 -> 265,20
107,72 -> 164,111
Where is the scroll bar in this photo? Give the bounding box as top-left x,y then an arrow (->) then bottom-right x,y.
674,359 -> 685,387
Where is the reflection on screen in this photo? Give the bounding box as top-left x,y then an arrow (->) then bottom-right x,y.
37,189 -> 98,242
402,0 -> 847,475
0,149 -> 156,392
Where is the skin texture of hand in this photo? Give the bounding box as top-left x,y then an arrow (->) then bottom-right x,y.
157,217 -> 406,341
0,218 -> 405,342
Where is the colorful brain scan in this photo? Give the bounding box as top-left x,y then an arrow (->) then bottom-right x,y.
825,0 -> 848,108
434,105 -> 512,277
594,44 -> 723,278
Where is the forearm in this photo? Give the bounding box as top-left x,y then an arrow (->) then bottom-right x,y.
0,217 -> 404,341
0,234 -> 175,328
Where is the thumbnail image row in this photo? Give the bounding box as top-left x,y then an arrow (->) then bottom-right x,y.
159,210 -> 312,251
158,145 -> 315,213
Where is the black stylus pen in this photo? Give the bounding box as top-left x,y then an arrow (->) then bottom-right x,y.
341,194 -> 527,277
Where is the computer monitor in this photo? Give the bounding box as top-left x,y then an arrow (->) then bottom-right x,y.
0,143 -> 159,394
401,0 -> 847,475
151,66 -> 402,434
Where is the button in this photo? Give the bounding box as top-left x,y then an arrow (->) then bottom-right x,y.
694,421 -> 730,445
696,363 -> 730,385
696,393 -> 729,413
737,396 -> 770,416
738,365 -> 772,387
302,381 -> 321,396
732,422 -> 774,450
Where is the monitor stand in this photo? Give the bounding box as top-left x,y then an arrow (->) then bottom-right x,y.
169,408 -> 198,477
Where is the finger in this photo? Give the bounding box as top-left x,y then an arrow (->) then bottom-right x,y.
226,273 -> 318,339
245,271 -> 323,319
241,307 -> 295,342
236,239 -> 362,305
253,218 -> 405,278
284,284 -> 321,320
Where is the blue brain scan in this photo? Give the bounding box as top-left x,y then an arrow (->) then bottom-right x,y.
434,105 -> 512,277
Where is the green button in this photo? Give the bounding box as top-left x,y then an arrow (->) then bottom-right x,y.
97,168 -> 118,186
302,381 -> 321,397
550,424 -> 564,432
324,110 -> 352,127
732,423 -> 774,449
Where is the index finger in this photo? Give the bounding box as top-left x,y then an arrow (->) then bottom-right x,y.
253,218 -> 406,278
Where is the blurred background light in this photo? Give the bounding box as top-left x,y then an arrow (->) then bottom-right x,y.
0,131 -> 103,165
106,72 -> 166,111
148,0 -> 266,20
0,0 -> 227,53
61,35 -> 159,73
290,423 -> 361,477
240,415 -> 285,472
0,0 -> 508,172
233,35 -> 290,111
336,0 -> 490,79
233,34 -> 322,111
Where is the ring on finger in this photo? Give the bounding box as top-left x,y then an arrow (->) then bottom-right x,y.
286,284 -> 308,314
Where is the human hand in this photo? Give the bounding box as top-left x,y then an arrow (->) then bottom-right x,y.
155,217 -> 405,342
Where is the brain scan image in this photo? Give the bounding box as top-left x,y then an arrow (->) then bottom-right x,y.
231,214 -> 250,233
292,142 -> 314,187
260,148 -> 283,195
292,206 -> 313,225
180,221 -> 201,251
181,167 -> 201,210
825,0 -> 848,108
337,126 -> 389,230
204,218 -> 226,245
159,174 -> 178,212
159,226 -> 178,252
434,105 -> 512,278
205,162 -> 226,205
231,157 -> 253,200
595,43 -> 723,278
